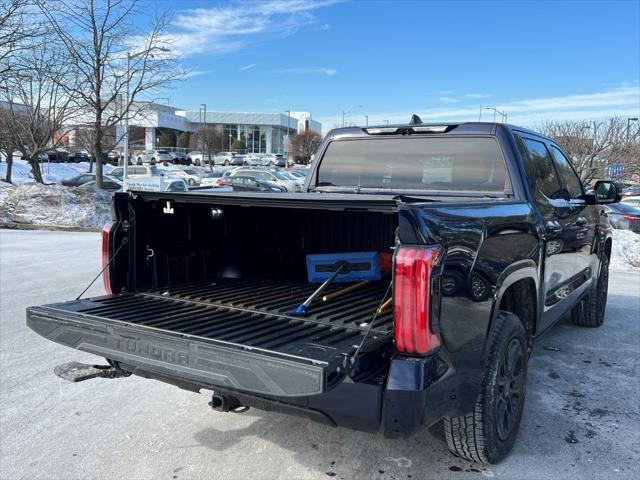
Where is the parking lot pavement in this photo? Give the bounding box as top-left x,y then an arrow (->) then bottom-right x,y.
1,229 -> 638,480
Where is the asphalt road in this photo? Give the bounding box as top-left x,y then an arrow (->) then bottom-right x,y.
1,230 -> 639,480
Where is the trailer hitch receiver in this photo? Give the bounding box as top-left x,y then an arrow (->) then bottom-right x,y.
209,394 -> 249,413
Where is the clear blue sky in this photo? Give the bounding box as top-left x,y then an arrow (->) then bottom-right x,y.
152,0 -> 640,130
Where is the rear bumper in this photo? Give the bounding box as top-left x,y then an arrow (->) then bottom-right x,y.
27,307 -> 328,397
27,307 -> 461,437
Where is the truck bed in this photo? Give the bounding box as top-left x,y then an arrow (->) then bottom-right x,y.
27,277 -> 393,397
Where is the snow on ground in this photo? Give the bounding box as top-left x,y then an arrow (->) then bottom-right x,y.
0,159 -> 113,185
0,182 -> 112,228
610,229 -> 640,272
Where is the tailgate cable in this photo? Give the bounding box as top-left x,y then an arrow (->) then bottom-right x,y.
350,282 -> 392,367
75,238 -> 127,300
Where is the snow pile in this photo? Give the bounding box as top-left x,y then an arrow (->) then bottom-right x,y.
0,182 -> 112,228
610,229 -> 640,272
0,159 -> 113,185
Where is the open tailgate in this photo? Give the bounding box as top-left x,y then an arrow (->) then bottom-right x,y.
26,279 -> 393,397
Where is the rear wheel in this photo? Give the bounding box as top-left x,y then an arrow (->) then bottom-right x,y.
444,311 -> 527,464
571,254 -> 609,327
188,178 -> 196,186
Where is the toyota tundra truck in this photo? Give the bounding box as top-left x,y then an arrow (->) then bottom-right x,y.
27,119 -> 622,463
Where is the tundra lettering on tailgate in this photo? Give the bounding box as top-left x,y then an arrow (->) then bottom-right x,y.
113,337 -> 190,366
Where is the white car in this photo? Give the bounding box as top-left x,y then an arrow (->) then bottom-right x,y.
109,165 -> 161,180
137,149 -> 172,164
200,167 -> 229,187
168,168 -> 201,186
188,151 -> 215,166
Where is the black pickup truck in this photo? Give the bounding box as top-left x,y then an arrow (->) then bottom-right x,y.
27,119 -> 622,464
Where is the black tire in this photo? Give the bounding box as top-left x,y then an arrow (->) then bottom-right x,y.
443,311 -> 528,464
188,178 -> 195,186
571,254 -> 609,327
224,160 -> 230,166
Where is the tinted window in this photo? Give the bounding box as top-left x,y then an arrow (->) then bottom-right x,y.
168,181 -> 186,191
519,137 -> 563,201
317,137 -> 507,192
550,146 -> 583,198
609,203 -> 640,215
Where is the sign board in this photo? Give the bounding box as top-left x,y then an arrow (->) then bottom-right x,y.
607,164 -> 624,178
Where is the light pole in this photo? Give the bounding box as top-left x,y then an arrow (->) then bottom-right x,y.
483,107 -> 507,123
342,104 -> 363,127
363,114 -> 369,126
284,110 -> 291,156
123,46 -> 170,192
384,119 -> 389,126
200,103 -> 206,163
627,117 -> 639,142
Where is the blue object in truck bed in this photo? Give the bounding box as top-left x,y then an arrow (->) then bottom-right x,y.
306,252 -> 381,283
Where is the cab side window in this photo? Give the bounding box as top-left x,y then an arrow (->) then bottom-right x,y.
516,135 -> 566,217
550,145 -> 583,199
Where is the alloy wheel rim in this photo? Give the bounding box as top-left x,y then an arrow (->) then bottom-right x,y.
495,338 -> 524,441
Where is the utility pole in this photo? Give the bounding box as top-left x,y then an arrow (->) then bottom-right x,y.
627,117 -> 639,142
363,114 -> 369,126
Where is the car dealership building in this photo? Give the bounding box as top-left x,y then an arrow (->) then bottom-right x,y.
109,103 -> 322,154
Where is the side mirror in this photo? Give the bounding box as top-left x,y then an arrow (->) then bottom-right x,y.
593,180 -> 622,204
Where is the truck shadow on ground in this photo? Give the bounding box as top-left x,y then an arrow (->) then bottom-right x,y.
191,413 -> 475,479
189,309 -> 636,479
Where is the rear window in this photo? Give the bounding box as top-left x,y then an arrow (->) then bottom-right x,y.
316,137 -> 508,193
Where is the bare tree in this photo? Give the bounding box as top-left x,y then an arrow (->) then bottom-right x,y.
0,0 -> 39,82
0,107 -> 26,183
538,118 -> 639,182
290,130 -> 322,164
189,127 -> 222,168
73,124 -> 117,172
39,0 -> 186,186
0,39 -> 81,183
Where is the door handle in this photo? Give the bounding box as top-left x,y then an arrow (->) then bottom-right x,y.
545,220 -> 562,234
575,216 -> 587,226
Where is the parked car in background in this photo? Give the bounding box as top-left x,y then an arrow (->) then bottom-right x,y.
621,184 -> 640,197
78,176 -> 123,192
44,150 -> 69,163
225,174 -> 287,192
137,149 -> 172,164
200,167 -> 228,187
604,203 -> 640,232
68,152 -> 89,163
188,151 -> 215,166
243,154 -> 263,166
170,151 -> 192,165
60,173 -> 97,187
260,153 -> 280,166
109,165 -> 161,180
106,151 -> 120,164
275,156 -> 293,168
214,152 -> 245,166
168,168 -> 201,186
621,196 -> 640,208
225,168 -> 299,192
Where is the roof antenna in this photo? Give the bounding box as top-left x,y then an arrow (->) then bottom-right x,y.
409,114 -> 423,125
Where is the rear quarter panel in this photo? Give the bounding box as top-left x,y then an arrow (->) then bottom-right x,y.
397,201 -> 540,412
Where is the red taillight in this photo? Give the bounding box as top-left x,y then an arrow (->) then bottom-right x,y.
393,245 -> 442,355
102,222 -> 114,295
623,215 -> 639,221
217,179 -> 225,186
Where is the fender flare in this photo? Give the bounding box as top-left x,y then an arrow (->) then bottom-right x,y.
484,260 -> 539,357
